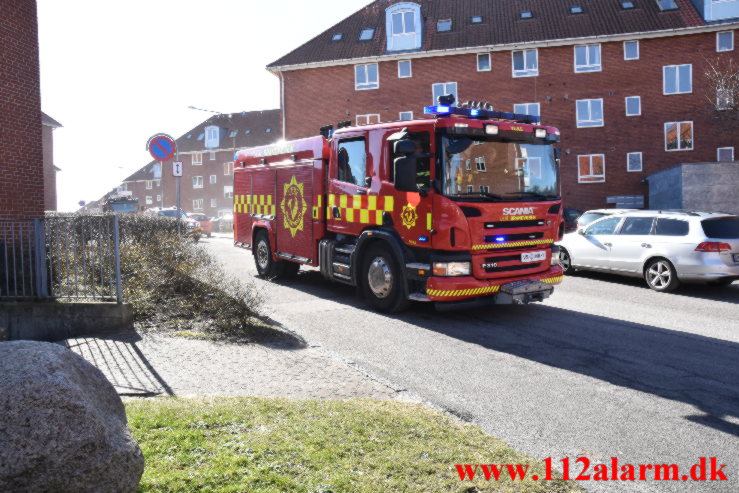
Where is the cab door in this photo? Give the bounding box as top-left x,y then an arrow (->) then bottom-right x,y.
327,133 -> 371,236
609,216 -> 655,273
569,216 -> 623,270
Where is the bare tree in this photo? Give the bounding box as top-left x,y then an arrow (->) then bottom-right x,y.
704,58 -> 739,114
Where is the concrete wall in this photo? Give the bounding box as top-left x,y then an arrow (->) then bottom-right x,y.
648,162 -> 739,214
647,166 -> 684,210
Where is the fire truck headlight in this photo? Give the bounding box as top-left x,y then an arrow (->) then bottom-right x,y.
485,124 -> 499,135
550,245 -> 561,266
433,262 -> 471,277
535,128 -> 547,139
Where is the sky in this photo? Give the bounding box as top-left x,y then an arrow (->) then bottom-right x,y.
37,0 -> 372,211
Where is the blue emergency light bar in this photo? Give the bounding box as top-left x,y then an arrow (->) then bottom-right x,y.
424,105 -> 541,124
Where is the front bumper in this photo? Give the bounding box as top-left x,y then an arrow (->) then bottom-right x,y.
425,265 -> 564,302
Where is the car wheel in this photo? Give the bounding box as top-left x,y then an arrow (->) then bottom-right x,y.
254,230 -> 283,278
644,258 -> 680,292
361,244 -> 408,313
559,247 -> 575,275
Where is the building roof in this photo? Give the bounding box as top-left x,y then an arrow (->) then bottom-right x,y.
268,0 -> 704,69
41,111 -> 62,128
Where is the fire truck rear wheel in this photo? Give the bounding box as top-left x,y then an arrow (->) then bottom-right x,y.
254,230 -> 283,278
361,244 -> 408,313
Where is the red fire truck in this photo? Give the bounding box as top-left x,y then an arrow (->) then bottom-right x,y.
233,97 -> 564,312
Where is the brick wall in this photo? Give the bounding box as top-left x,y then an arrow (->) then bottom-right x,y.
281,30 -> 738,211
0,0 -> 44,219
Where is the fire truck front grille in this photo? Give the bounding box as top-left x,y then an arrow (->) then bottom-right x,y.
484,263 -> 543,274
485,219 -> 545,229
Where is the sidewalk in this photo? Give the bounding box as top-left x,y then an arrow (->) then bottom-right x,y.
62,331 -> 402,401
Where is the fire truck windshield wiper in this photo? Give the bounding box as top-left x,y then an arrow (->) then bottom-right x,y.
449,192 -> 505,201
504,191 -> 558,201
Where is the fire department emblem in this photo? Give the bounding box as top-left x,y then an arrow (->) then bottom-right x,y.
400,204 -> 418,229
281,176 -> 307,238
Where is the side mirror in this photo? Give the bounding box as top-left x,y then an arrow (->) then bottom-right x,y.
394,139 -> 415,155
394,156 -> 417,192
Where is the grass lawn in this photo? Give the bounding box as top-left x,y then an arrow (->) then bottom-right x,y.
127,397 -> 582,492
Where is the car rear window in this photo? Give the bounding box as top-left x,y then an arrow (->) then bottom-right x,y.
654,218 -> 689,236
619,217 -> 655,235
701,217 -> 739,239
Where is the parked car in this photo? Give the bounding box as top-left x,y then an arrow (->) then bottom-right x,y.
145,207 -> 202,239
187,213 -> 212,237
575,208 -> 636,231
558,211 -> 739,291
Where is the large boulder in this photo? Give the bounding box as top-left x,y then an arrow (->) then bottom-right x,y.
0,341 -> 144,492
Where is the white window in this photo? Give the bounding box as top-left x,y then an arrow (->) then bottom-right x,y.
578,154 -> 606,183
145,196 -> 153,205
210,152 -> 216,161
193,176 -> 204,188
386,3 -> 422,51
475,157 -> 486,171
576,99 -> 604,127
717,147 -> 734,162
624,40 -> 639,60
224,186 -> 234,199
432,82 -> 458,104
146,180 -> 153,190
717,32 -> 734,52
205,126 -> 219,149
625,96 -> 641,116
467,185 -> 474,193
477,53 -> 491,72
664,121 -> 693,151
398,60 -> 412,78
355,63 -> 379,90
192,152 -> 203,165
193,199 -> 203,210
663,64 -> 692,94
480,185 -> 490,193
224,162 -> 233,175
512,49 -> 538,77
399,111 -> 413,121
209,175 -> 217,184
156,195 -> 161,202
210,198 -> 218,208
627,152 -> 643,172
574,44 -> 601,72
356,114 -> 381,125
513,103 -> 540,117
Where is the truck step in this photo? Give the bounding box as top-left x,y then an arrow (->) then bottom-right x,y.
332,262 -> 351,277
335,245 -> 356,255
408,292 -> 431,302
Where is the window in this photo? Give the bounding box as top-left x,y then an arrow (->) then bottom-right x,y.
437,19 -> 452,32
228,130 -> 238,138
656,0 -> 678,11
664,121 -> 693,151
398,60 -> 412,78
520,11 -> 533,19
386,3 -> 422,51
663,64 -> 692,94
224,162 -> 233,175
570,6 -> 584,14
193,176 -> 204,188
717,32 -> 734,52
655,219 -> 689,237
432,82 -> 458,104
471,15 -> 483,23
265,128 -> 272,133
205,126 -> 219,148
465,159 -> 471,170
193,152 -> 203,165
337,138 -> 367,186
355,63 -> 379,90
578,154 -> 606,183
146,180 -> 153,190
717,88 -> 734,110
356,114 -> 380,125
621,1 -> 635,8
197,133 -> 204,141
359,28 -> 374,40
513,103 -> 540,117
585,216 -> 621,235
209,175 -> 217,184
475,157 -> 486,171
576,99 -> 604,127
512,49 -> 538,77
245,129 -> 251,135
477,53 -> 491,71
480,185 -> 490,193
332,33 -> 343,41
209,152 -> 216,161
620,217 -> 655,235
627,152 -> 643,172
193,199 -> 203,210
210,198 -> 217,208
146,196 -> 153,205
717,147 -> 735,162
467,185 -> 474,193
624,40 -> 639,60
224,186 -> 233,199
116,184 -> 127,193
625,96 -> 641,116
574,44 -> 601,72
399,111 -> 414,120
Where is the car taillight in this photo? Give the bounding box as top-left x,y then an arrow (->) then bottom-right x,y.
695,242 -> 732,252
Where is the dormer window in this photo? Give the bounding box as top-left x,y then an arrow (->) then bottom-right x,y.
359,28 -> 374,41
656,0 -> 678,11
621,1 -> 635,8
520,11 -> 533,19
471,15 -> 483,24
386,2 -> 422,52
570,6 -> 584,14
332,33 -> 343,41
205,126 -> 219,149
437,19 -> 452,32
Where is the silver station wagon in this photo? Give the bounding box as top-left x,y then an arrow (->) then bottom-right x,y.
559,211 -> 739,291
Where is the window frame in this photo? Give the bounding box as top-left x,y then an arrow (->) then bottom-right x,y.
192,176 -> 204,189
359,28 -> 375,41
224,162 -> 233,175
576,98 -> 605,128
577,154 -> 606,183
209,175 -> 217,184
627,152 -> 643,172
625,96 -> 641,116
437,19 -> 452,32
623,40 -> 640,60
145,196 -> 153,205
574,44 -> 602,73
223,186 -> 234,199
717,146 -> 735,162
399,111 -> 414,121
431,82 -> 458,104
398,60 -> 412,78
717,31 -> 734,52
511,49 -> 539,78
386,3 -> 422,52
664,121 -> 694,152
477,53 -> 491,72
663,64 -> 692,95
513,102 -> 541,118
193,199 -> 204,211
192,152 -> 203,165
336,137 -> 369,187
146,180 -> 153,190
356,114 -> 381,126
355,63 -> 380,91
475,156 -> 487,172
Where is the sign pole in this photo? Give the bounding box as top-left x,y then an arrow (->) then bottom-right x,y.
175,149 -> 181,235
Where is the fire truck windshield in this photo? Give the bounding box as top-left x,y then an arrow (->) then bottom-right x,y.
439,136 -> 559,202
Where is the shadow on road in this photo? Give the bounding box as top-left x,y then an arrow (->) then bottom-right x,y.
276,270 -> 739,438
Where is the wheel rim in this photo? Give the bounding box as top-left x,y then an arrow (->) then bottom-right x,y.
367,256 -> 393,299
647,261 -> 671,289
560,250 -> 571,271
256,241 -> 270,270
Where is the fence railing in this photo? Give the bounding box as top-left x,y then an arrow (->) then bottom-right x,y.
0,215 -> 122,302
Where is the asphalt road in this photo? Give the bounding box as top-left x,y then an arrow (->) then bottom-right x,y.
207,237 -> 739,493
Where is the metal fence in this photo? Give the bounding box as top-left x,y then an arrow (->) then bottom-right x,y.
0,216 -> 122,302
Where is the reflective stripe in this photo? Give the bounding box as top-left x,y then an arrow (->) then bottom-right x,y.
472,239 -> 554,250
426,213 -> 432,231
233,194 -> 275,216
328,194 -> 395,225
427,285 -> 501,297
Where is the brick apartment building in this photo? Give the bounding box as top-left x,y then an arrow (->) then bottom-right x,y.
0,0 -> 45,219
101,110 -> 281,218
268,0 -> 738,211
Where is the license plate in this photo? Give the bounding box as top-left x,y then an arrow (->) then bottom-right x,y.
521,250 -> 546,263
733,254 -> 739,263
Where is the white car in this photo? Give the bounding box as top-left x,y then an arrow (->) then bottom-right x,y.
559,210 -> 739,291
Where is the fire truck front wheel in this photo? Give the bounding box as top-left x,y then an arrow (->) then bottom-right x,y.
254,230 -> 283,278
361,244 -> 408,313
